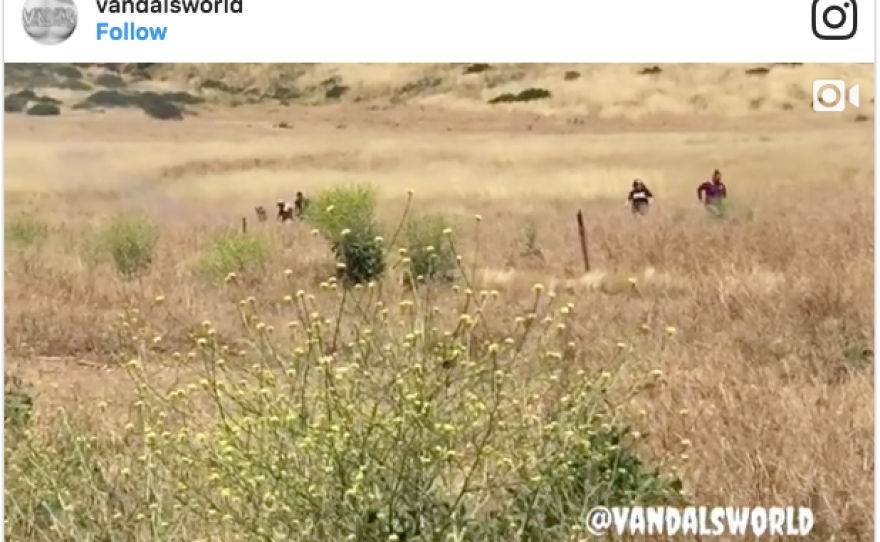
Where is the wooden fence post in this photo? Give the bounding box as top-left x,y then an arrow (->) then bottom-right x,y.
576,210 -> 590,272
241,217 -> 247,234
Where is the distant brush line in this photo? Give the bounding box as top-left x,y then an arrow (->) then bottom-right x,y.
95,0 -> 243,14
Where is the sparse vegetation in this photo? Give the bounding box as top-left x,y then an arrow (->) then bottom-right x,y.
520,220 -> 544,261
4,375 -> 33,440
94,72 -> 127,88
196,229 -> 274,280
71,89 -> 199,118
91,214 -> 161,279
403,212 -> 458,282
141,98 -> 184,120
26,102 -> 61,116
5,214 -> 51,249
488,87 -> 552,104
5,95 -> 30,113
3,63 -> 874,541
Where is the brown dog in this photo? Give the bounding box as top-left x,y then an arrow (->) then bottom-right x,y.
276,200 -> 294,222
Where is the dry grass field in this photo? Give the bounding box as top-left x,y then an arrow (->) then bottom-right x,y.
4,63 -> 875,541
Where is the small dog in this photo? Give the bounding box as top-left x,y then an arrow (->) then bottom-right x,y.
276,200 -> 294,222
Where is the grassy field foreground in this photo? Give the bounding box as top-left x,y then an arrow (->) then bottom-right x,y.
4,63 -> 876,541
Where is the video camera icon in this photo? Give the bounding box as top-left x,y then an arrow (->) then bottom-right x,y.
812,80 -> 859,112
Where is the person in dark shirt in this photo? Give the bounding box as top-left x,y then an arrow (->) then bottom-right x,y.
697,170 -> 728,211
293,192 -> 310,220
626,178 -> 654,215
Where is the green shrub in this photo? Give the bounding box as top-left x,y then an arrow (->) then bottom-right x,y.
26,102 -> 61,116
5,215 -> 51,249
4,376 -> 33,442
95,214 -> 160,279
305,184 -> 386,285
140,98 -> 184,121
403,212 -> 457,282
196,230 -> 274,279
5,95 -> 28,113
332,228 -> 385,285
498,423 -> 685,540
5,409 -> 184,540
305,183 -> 377,243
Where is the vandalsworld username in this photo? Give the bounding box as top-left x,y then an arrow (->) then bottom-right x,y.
96,0 -> 242,14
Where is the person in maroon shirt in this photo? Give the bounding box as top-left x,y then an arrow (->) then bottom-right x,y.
697,170 -> 727,210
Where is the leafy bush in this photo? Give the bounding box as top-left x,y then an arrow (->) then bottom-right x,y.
5,214 -> 51,249
141,98 -> 184,120
305,184 -> 386,285
305,184 -> 376,242
26,102 -> 61,116
196,230 -> 274,280
75,89 -> 138,109
403,212 -> 457,282
94,214 -> 160,279
499,423 -> 685,540
488,88 -> 552,104
5,95 -> 28,113
332,228 -> 385,285
53,65 -> 83,79
95,73 -> 126,88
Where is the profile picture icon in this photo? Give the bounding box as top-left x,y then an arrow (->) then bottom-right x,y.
22,0 -> 78,45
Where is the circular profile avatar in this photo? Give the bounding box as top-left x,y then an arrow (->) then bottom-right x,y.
22,0 -> 78,45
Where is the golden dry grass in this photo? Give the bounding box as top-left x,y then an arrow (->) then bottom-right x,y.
150,63 -> 876,119
4,63 -> 875,540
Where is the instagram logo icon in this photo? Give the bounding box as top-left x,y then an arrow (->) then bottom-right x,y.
812,0 -> 857,40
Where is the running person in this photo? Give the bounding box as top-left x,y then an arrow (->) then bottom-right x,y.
696,170 -> 728,213
293,192 -> 310,220
626,178 -> 654,215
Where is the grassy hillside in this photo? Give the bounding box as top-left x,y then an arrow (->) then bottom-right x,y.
5,62 -> 875,119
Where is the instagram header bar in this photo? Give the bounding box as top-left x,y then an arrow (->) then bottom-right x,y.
7,0 -> 876,62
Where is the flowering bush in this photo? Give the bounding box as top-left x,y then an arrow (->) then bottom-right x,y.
5,198 -> 684,542
305,184 -> 386,285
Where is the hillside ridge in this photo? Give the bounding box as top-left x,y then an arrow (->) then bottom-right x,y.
4,63 -> 875,122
